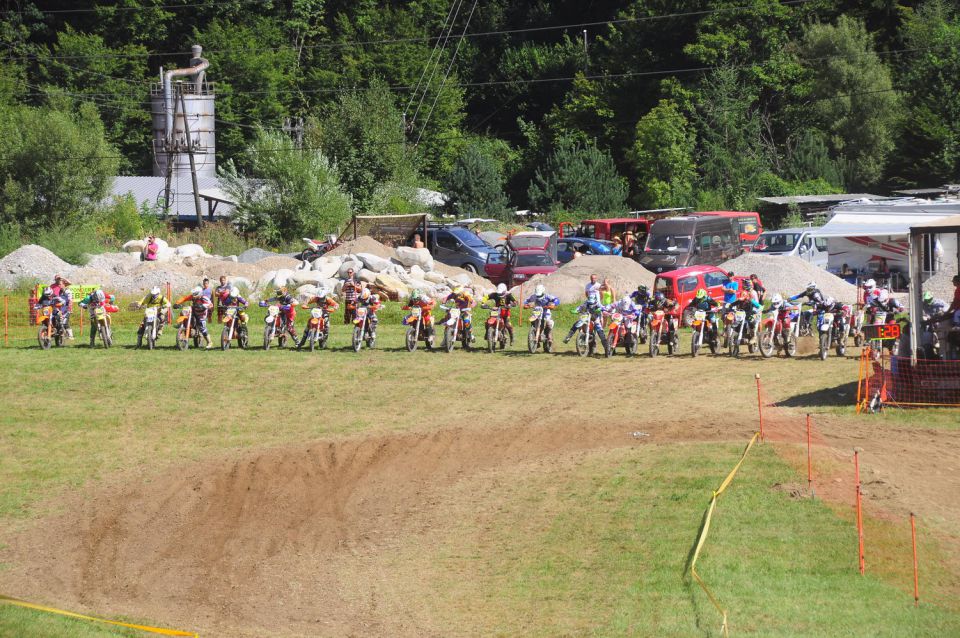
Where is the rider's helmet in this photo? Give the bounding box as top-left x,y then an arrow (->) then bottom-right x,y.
370,294 -> 380,304
191,286 -> 202,297
229,287 -> 240,298
653,291 -> 665,303
360,288 -> 371,301
922,291 -> 933,304
317,287 -> 329,298
275,286 -> 288,297
876,288 -> 890,303
805,281 -> 818,293
453,285 -> 464,296
411,289 -> 422,302
534,284 -> 546,298
743,280 -> 753,291
863,278 -> 876,291
770,293 -> 783,308
637,284 -> 648,295
620,295 -> 631,306
823,296 -> 836,307
94,289 -> 105,303
150,286 -> 161,298
695,288 -> 707,300
496,283 -> 507,295
42,286 -> 53,298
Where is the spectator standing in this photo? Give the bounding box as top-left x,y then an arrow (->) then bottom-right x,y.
343,268 -> 360,324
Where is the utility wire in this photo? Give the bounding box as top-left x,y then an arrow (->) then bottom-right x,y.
0,0 -> 275,15
408,0 -> 464,131
403,0 -> 460,121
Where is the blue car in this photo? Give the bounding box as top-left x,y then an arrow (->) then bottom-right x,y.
557,237 -> 616,263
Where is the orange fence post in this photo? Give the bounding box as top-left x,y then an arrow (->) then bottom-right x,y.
911,512 -> 920,607
855,449 -> 865,575
755,373 -> 764,442
3,296 -> 7,347
166,281 -> 173,323
806,414 -> 814,498
78,306 -> 83,338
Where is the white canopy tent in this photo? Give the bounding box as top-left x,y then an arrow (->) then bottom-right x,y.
908,214 -> 960,362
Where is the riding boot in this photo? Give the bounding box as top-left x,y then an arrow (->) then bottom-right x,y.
204,334 -> 212,349
563,326 -> 576,343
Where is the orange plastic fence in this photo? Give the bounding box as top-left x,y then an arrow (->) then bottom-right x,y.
857,349 -> 960,411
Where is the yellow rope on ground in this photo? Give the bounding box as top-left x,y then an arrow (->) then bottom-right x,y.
0,594 -> 198,637
688,432 -> 761,637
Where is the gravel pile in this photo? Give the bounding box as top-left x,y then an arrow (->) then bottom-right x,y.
720,253 -> 859,302
327,236 -> 396,259
527,255 -> 656,304
923,268 -> 959,302
0,245 -> 72,288
237,247 -> 278,263
254,255 -> 301,271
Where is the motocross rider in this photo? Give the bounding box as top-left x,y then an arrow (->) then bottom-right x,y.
403,288 -> 437,342
481,283 -> 518,345
221,287 -> 250,327
260,287 -> 300,342
523,284 -> 559,346
630,284 -> 652,332
788,282 -> 828,331
443,285 -> 476,338
78,288 -> 118,347
34,286 -> 67,334
298,287 -> 339,349
648,291 -> 679,339
733,286 -> 763,341
48,275 -> 74,339
173,286 -> 215,349
562,292 -> 610,354
135,286 -> 171,347
356,288 -> 382,339
685,289 -> 721,338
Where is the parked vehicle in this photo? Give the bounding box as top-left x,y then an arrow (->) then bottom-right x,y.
606,311 -> 640,357
174,305 -> 202,351
352,306 -> 376,352
759,303 -> 799,358
262,304 -> 290,350
403,306 -> 433,352
653,266 -> 748,326
303,307 -> 329,351
690,309 -> 719,357
483,305 -> 510,353
426,226 -> 496,274
647,309 -> 678,357
36,302 -> 67,350
639,215 -> 741,273
558,217 -> 652,245
695,211 -> 763,250
751,228 -> 828,268
526,305 -> 553,354
440,306 -> 473,352
298,235 -> 339,263
220,306 -> 249,350
557,237 -> 615,263
484,231 -> 559,287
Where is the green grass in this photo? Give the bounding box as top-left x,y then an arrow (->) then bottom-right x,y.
0,604 -> 146,637
404,443 -> 960,637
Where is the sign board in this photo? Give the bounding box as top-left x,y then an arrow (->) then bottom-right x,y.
862,323 -> 901,341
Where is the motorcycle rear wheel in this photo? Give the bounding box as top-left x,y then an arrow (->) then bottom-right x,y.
785,333 -> 797,357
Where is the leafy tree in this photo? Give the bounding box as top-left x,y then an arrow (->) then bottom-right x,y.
793,16 -> 901,188
630,99 -> 696,208
220,129 -> 352,243
888,0 -> 960,186
307,81 -> 422,213
444,143 -> 509,219
783,129 -> 845,189
0,102 -> 119,229
527,135 -> 628,219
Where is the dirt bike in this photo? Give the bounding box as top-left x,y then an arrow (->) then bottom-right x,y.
36,303 -> 66,350
262,304 -> 291,350
298,235 -> 339,264
606,311 -> 639,357
647,309 -> 678,357
220,306 -> 249,350
815,307 -> 836,361
403,305 -> 433,352
829,302 -> 852,358
483,305 -> 509,353
636,306 -> 649,345
441,306 -> 472,352
690,309 -> 718,357
759,305 -> 798,358
303,307 -> 330,351
174,305 -> 203,351
352,306 -> 377,352
851,304 -> 866,347
137,306 -> 164,350
526,305 -> 553,354
574,310 -> 609,357
91,304 -> 112,349
724,309 -> 757,358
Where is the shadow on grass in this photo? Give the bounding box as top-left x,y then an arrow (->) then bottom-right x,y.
776,380 -> 859,408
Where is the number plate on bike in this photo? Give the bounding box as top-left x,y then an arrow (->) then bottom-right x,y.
694,310 -> 706,321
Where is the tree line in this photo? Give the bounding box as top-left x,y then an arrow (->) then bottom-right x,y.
0,0 -> 958,244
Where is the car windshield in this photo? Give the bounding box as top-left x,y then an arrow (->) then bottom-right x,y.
450,228 -> 487,248
753,233 -> 798,253
514,253 -> 554,267
645,233 -> 691,252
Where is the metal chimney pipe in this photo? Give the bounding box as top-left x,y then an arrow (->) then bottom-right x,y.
163,45 -> 210,138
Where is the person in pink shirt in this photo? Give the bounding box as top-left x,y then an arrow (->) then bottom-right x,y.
143,236 -> 159,262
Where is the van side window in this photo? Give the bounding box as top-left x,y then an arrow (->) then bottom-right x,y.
701,235 -> 711,248
436,233 -> 458,250
815,237 -> 828,252
703,272 -> 727,288
678,276 -> 698,293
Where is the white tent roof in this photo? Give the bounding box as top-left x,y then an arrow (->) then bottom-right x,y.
809,211 -> 956,238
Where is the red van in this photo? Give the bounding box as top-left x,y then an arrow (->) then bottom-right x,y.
653,265 -> 748,325
558,218 -> 652,244
695,211 -> 763,250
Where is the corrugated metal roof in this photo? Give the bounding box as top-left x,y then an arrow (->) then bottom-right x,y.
756,194 -> 880,205
107,175 -> 234,218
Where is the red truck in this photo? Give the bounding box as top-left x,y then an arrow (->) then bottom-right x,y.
484,231 -> 559,287
558,218 -> 652,244
653,265 -> 749,325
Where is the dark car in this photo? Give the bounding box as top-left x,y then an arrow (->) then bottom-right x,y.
557,237 -> 616,263
425,226 -> 496,274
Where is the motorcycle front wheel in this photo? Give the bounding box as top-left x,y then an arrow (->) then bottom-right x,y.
38,325 -> 51,350
221,328 -> 231,351
649,331 -> 659,358
819,332 -> 830,360
759,328 -> 774,358
263,326 -> 273,350
527,323 -> 538,354
575,331 -> 589,357
352,325 -> 363,352
147,330 -> 155,350
406,327 -> 418,352
176,326 -> 189,351
309,329 -> 318,352
444,325 -> 456,352
691,332 -> 700,358
486,325 -> 496,353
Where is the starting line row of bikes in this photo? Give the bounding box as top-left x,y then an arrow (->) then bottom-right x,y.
35,297 -> 893,359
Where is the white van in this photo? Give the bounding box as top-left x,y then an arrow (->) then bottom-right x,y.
751,227 -> 828,269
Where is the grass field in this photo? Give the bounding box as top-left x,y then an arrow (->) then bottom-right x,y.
1,301 -> 958,637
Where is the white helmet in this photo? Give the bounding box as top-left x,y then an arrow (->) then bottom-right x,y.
150,286 -> 161,296
534,284 -> 546,297
620,295 -> 631,306
230,287 -> 240,297
191,286 -> 202,297
863,278 -> 876,290
770,293 -> 783,307
317,288 -> 329,298
496,283 -> 507,295
94,290 -> 105,303
805,281 -> 818,292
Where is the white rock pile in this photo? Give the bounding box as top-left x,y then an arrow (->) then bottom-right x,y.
719,253 -> 859,302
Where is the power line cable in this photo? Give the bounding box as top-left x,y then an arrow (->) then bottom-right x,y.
0,0 -> 275,15
403,0 -> 460,120
408,0 -> 464,131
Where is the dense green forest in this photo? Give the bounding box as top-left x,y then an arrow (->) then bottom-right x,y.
0,0 -> 958,246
